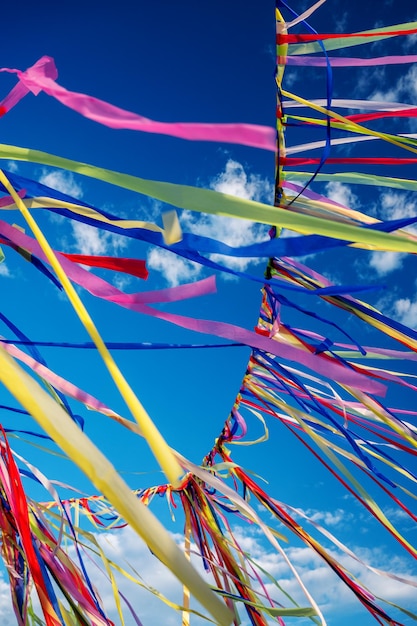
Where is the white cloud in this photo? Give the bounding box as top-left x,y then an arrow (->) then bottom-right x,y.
369,251 -> 405,275
382,506 -> 415,528
38,169 -> 83,199
147,248 -> 202,286
0,573 -> 15,625
360,190 -> 416,277
148,160 -> 273,285
403,33 -> 417,53
91,528 -> 184,625
377,191 -> 417,223
89,524 -> 417,626
354,67 -> 387,100
306,508 -> 351,527
395,64 -> 417,103
204,160 -> 273,273
334,11 -> 348,33
282,69 -> 298,88
371,65 -> 417,109
269,543 -> 417,622
36,170 -> 128,258
1,517 -> 415,626
70,221 -> 127,257
324,182 -> 359,209
181,210 -> 270,276
77,525 -> 298,624
0,528 -> 203,626
112,273 -> 133,291
0,263 -> 11,277
219,517 -> 417,624
393,297 -> 417,329
5,161 -> 18,173
80,527 -> 222,626
71,221 -> 107,256
210,159 -> 273,203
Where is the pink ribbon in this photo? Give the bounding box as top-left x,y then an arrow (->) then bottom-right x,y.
0,56 -> 276,151
285,54 -> 417,66
0,338 -> 123,420
0,220 -> 386,396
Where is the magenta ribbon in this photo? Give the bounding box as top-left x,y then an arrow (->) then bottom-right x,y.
285,54 -> 417,66
0,220 -> 386,396
0,56 -> 276,151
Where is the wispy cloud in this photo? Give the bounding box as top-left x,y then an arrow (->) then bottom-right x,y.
210,159 -> 273,203
0,527 -> 191,626
325,181 -> 359,209
70,221 -> 127,256
360,191 -> 416,278
369,190 -> 417,276
0,574 -> 14,624
181,210 -> 270,276
5,161 -> 18,173
371,64 -> 417,110
83,527 -> 218,626
275,544 -> 417,617
372,286 -> 417,332
304,508 -> 352,527
202,160 -> 273,274
38,169 -> 127,258
364,189 -> 417,319
147,160 -> 273,286
147,248 -> 202,286
282,69 -> 298,88
334,11 -> 348,33
369,251 -> 405,275
382,506 -> 416,528
2,518 -> 415,626
39,169 -> 83,199
88,523 -> 417,625
403,33 -> 417,53
376,191 -> 417,222
0,263 -> 11,278
354,67 -> 387,99
393,297 -> 417,328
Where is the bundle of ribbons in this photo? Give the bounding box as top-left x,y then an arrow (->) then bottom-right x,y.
0,1 -> 415,625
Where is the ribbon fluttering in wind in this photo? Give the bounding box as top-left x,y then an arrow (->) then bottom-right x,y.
0,56 -> 276,151
0,3 -> 415,626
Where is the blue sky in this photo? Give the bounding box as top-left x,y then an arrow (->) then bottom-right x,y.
0,1 -> 417,625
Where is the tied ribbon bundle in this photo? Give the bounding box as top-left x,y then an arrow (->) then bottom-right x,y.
0,2 -> 415,625
0,427 -> 115,626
